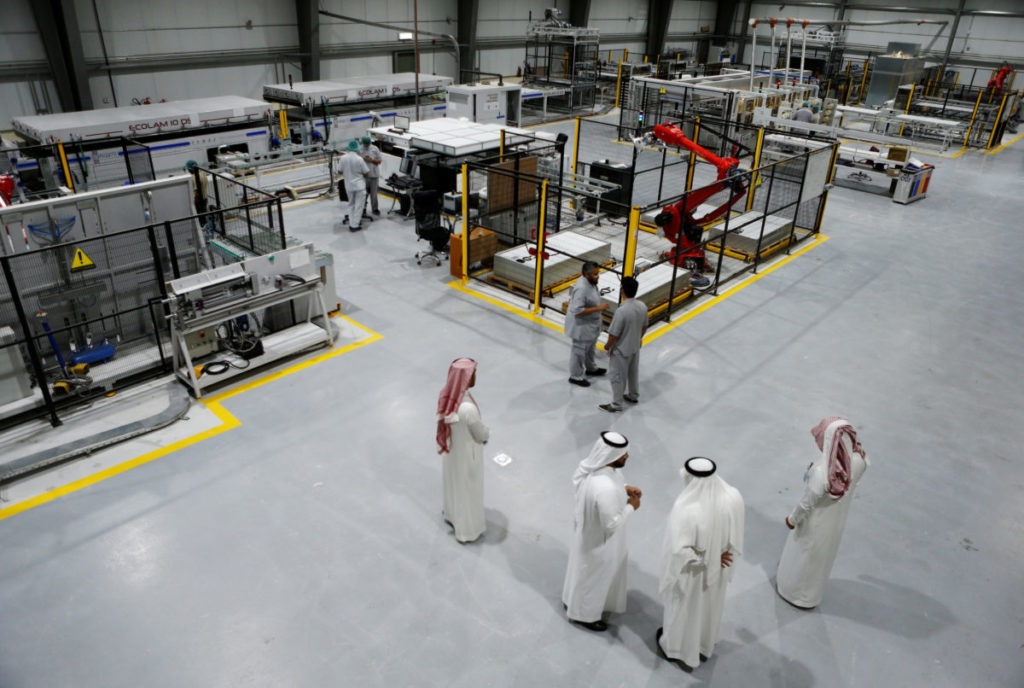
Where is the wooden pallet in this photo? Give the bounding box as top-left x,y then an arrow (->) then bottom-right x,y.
489,259 -> 616,299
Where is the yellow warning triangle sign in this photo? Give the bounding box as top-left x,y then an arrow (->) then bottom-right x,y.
71,247 -> 95,271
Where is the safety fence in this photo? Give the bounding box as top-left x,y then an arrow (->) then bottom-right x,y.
0,177 -> 285,433
454,114 -> 835,329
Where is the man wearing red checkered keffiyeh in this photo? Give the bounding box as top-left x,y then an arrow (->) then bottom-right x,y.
776,417 -> 870,609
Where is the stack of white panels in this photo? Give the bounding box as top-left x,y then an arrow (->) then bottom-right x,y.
493,232 -> 611,290
596,263 -> 692,315
706,211 -> 794,253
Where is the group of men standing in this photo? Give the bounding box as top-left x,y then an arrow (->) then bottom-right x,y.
432,259 -> 870,674
564,262 -> 647,413
434,359 -> 870,673
334,136 -> 382,231
559,419 -> 868,672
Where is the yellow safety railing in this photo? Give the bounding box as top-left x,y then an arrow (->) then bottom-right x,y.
745,128 -> 765,212
532,180 -> 550,313
964,91 -> 984,148
56,140 -> 75,193
987,93 -> 1010,150
460,163 -> 470,283
623,207 -> 640,278
278,109 -> 289,139
571,117 -> 581,176
684,118 -> 700,192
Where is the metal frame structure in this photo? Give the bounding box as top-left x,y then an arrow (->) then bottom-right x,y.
523,14 -> 600,116
453,114 -> 836,329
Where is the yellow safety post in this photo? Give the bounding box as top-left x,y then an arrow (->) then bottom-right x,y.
608,49 -> 613,62
278,109 -> 289,139
532,180 -> 549,313
987,92 -> 1010,150
460,163 -> 470,283
571,117 -> 581,176
953,71 -> 960,88
623,48 -> 629,62
676,52 -> 680,61
614,60 -> 624,107
684,118 -> 700,192
745,128 -> 765,212
643,54 -> 648,64
898,84 -> 915,137
56,140 -> 75,193
857,59 -> 869,104
499,129 -> 505,162
813,142 -> 841,232
964,91 -> 984,148
622,207 -> 640,278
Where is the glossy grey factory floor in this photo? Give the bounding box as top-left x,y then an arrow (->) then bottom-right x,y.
1,136 -> 1022,688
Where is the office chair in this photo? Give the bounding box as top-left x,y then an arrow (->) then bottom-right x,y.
413,189 -> 450,266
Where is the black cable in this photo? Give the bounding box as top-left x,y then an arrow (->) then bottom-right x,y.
200,358 -> 251,376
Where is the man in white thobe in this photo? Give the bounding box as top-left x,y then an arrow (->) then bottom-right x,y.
335,139 -> 369,231
657,457 -> 744,672
777,417 -> 869,609
600,276 -> 647,413
436,358 -> 490,543
562,431 -> 641,632
564,261 -> 608,387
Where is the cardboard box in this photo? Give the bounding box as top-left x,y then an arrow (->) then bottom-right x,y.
450,227 -> 498,277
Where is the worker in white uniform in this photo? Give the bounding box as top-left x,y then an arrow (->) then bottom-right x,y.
435,358 -> 490,543
564,261 -> 608,387
600,275 -> 647,413
335,138 -> 369,231
776,417 -> 869,609
657,457 -> 744,672
562,431 -> 641,632
358,136 -> 382,216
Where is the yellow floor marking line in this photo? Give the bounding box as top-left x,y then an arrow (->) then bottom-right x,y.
642,234 -> 829,345
448,234 -> 829,346
986,131 -> 1024,155
448,281 -> 563,333
0,313 -> 381,521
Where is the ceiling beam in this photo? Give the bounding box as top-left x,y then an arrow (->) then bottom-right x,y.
29,0 -> 92,111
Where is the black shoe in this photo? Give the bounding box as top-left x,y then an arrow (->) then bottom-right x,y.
372,209 -> 381,215
343,215 -> 349,225
599,403 -> 623,413
349,224 -> 362,232
656,627 -> 693,672
623,395 -> 639,404
568,378 -> 590,387
585,367 -> 607,376
570,618 -> 608,632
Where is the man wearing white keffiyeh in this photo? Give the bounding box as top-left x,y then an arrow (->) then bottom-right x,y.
656,457 -> 744,672
561,431 -> 642,632
776,417 -> 870,609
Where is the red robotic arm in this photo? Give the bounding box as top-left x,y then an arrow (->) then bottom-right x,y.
651,122 -> 748,271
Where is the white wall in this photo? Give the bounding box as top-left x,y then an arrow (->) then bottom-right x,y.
743,0 -> 1024,73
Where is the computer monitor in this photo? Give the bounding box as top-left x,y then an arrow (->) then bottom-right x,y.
399,152 -> 418,177
394,115 -> 411,132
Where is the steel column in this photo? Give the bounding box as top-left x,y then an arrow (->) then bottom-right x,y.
28,0 -> 93,111
295,0 -> 320,81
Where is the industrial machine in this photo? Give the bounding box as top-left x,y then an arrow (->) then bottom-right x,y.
166,244 -> 333,397
12,96 -> 273,191
649,123 -> 749,273
446,83 -> 522,125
